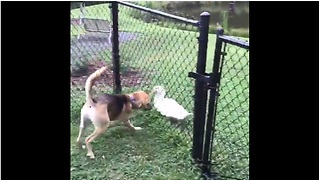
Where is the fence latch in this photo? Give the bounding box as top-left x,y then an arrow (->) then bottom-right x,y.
188,72 -> 210,84
188,72 -> 220,95
188,72 -> 216,90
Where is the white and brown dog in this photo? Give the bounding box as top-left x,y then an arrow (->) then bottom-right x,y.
76,66 -> 152,159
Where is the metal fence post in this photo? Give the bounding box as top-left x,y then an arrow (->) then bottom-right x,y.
202,27 -> 224,179
110,2 -> 121,94
192,12 -> 210,162
77,2 -> 85,40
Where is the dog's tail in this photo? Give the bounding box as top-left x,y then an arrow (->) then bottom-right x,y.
85,66 -> 108,106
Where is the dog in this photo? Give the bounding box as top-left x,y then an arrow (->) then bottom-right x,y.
76,66 -> 152,159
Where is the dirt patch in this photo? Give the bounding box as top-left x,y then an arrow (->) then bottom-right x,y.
71,60 -> 145,90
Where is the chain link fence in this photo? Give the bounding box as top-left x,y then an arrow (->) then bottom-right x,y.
210,38 -> 249,180
71,3 -> 113,121
70,1 -> 201,147
116,2 -> 201,142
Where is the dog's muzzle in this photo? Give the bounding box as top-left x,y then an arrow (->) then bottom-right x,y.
144,103 -> 153,110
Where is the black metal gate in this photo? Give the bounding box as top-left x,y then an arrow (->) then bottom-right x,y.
189,28 -> 249,180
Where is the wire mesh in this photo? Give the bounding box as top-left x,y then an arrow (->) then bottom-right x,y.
117,3 -> 199,143
70,2 -> 200,145
211,40 -> 249,180
71,3 -> 113,112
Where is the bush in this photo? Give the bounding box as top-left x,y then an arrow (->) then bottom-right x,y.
127,8 -> 248,38
227,28 -> 249,38
162,22 -> 249,38
208,26 -> 249,38
127,1 -> 249,38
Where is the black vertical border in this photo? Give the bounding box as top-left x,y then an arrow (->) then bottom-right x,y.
250,1 -> 319,179
1,2 -> 71,179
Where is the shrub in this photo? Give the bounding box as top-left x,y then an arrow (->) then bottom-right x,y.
228,28 -> 249,38
127,9 -> 248,38
126,1 -> 249,38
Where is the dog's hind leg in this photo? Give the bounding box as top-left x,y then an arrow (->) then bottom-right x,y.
85,122 -> 110,159
76,110 -> 89,148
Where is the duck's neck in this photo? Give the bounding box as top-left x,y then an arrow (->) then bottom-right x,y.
154,93 -> 165,102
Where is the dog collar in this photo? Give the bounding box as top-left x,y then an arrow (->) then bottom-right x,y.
129,95 -> 136,102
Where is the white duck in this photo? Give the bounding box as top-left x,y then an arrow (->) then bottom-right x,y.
151,85 -> 192,121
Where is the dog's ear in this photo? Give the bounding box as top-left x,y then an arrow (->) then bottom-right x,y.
131,99 -> 143,108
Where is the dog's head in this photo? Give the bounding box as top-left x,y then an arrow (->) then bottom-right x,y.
129,91 -> 152,110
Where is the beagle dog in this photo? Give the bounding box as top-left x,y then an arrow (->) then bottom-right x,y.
76,66 -> 152,159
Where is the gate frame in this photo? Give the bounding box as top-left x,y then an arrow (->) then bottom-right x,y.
189,27 -> 249,179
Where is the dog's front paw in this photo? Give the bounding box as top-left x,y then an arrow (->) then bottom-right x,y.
87,152 -> 95,159
134,127 -> 142,131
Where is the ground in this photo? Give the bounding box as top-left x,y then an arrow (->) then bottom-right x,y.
71,112 -> 199,180
71,3 -> 249,180
71,60 -> 144,88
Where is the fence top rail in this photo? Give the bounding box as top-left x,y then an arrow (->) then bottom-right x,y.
219,35 -> 249,50
116,1 -> 200,26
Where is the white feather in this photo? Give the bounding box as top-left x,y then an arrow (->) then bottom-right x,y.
152,86 -> 192,120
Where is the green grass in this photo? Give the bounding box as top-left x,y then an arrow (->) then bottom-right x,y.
71,110 -> 199,179
71,3 -> 249,180
71,24 -> 85,37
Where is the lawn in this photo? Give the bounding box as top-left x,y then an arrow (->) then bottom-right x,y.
71,24 -> 85,37
71,3 -> 249,180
